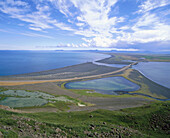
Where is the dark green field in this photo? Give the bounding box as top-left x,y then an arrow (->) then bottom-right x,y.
98,53 -> 170,63
0,101 -> 169,137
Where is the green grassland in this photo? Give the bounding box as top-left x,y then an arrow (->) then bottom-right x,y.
98,53 -> 170,63
107,53 -> 170,62
61,68 -> 170,100
97,54 -> 133,64
142,55 -> 170,61
0,101 -> 169,137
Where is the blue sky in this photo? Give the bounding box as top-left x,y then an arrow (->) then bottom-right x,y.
0,0 -> 170,51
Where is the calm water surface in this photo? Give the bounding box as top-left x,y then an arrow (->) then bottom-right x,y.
0,51 -> 109,76
93,61 -> 127,68
133,62 -> 170,88
65,77 -> 140,95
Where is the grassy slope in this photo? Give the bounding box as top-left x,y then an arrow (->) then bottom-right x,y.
0,101 -> 169,137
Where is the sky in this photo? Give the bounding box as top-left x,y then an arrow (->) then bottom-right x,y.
0,0 -> 170,51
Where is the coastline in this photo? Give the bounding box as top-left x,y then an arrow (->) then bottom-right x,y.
0,52 -> 169,101
0,62 -> 135,86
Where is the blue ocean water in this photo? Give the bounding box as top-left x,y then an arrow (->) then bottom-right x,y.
133,62 -> 170,88
0,50 -> 109,76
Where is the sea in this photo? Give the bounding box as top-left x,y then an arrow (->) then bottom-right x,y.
0,51 -> 170,89
0,50 -> 109,76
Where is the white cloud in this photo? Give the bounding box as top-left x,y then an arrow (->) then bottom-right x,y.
0,0 -> 75,33
53,0 -> 123,38
0,28 -> 54,39
76,23 -> 85,27
137,0 -> 170,13
0,0 -> 28,14
0,0 -> 170,49
29,27 -> 42,31
5,0 -> 28,6
112,48 -> 139,51
53,22 -> 75,31
52,0 -> 73,17
19,32 -> 54,39
119,12 -> 170,44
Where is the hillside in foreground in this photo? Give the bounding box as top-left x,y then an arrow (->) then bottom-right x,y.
0,101 -> 169,138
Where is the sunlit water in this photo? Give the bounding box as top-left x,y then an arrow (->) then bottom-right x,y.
93,61 -> 127,68
0,51 -> 110,76
133,62 -> 170,88
65,77 -> 140,95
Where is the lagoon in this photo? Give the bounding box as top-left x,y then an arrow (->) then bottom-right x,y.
65,77 -> 140,95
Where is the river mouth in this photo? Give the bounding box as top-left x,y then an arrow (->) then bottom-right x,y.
65,76 -> 140,95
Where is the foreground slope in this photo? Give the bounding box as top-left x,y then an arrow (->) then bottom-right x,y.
0,101 -> 169,137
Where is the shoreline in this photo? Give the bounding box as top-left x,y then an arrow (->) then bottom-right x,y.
0,62 -> 136,86
0,52 -> 169,101
0,51 -> 111,77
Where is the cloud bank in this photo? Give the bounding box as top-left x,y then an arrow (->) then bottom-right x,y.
0,0 -> 170,51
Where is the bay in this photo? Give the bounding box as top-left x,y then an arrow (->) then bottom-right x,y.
0,50 -> 109,76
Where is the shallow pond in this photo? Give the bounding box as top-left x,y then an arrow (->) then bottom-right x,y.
65,77 -> 140,95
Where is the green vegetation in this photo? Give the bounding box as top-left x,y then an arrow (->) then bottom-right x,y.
61,68 -> 169,100
0,89 -> 81,111
102,53 -> 170,62
97,55 -> 133,64
44,101 -> 72,111
122,69 -> 170,99
0,101 -> 169,137
61,82 -> 154,100
142,55 -> 170,61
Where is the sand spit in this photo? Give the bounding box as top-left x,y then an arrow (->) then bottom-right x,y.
0,62 -> 137,86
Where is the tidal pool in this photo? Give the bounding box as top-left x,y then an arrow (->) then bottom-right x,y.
65,77 -> 140,95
